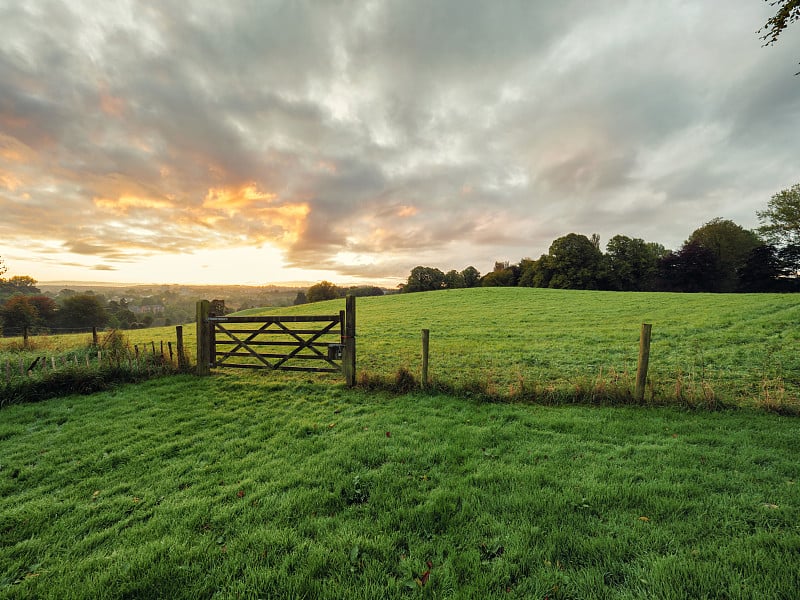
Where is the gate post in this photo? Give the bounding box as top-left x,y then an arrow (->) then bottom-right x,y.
196,300 -> 211,376
343,295 -> 356,387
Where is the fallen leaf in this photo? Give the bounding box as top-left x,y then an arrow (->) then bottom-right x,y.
763,503 -> 779,509
237,490 -> 245,498
638,516 -> 650,522
386,431 -> 391,438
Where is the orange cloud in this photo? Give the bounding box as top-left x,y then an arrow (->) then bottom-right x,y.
396,205 -> 418,217
94,195 -> 175,213
202,183 -> 278,214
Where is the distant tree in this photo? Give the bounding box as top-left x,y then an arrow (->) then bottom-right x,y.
758,183 -> 800,277
518,256 -> 553,288
778,244 -> 800,284
0,275 -> 40,301
1,296 -> 38,341
307,281 -> 341,303
293,291 -> 308,305
605,235 -> 663,291
546,233 -> 605,289
56,294 -> 109,330
443,270 -> 466,289
346,286 -> 384,297
687,218 -> 762,292
737,244 -> 783,292
461,266 -> 481,288
655,240 -> 720,292
0,256 -> 6,278
481,261 -> 519,287
402,266 -> 446,293
28,295 -> 58,329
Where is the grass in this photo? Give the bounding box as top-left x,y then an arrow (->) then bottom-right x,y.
1,374 -> 799,598
3,288 -> 800,408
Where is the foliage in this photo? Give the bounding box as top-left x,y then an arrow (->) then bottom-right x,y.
401,266 -> 446,293
605,235 -> 664,291
758,183 -> 800,276
1,380 -> 799,598
461,265 -> 481,287
760,0 -> 800,45
686,218 -> 763,292
0,296 -> 38,340
56,293 -> 109,330
307,281 -> 342,303
544,233 -> 605,289
293,291 -> 308,305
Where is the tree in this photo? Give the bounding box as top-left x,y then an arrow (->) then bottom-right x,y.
28,295 -> 58,329
655,240 -> 720,292
737,244 -> 784,292
293,291 -> 308,305
605,235 -> 664,291
306,281 -> 341,303
401,266 -> 446,293
759,0 -> 800,73
757,183 -> 800,279
687,218 -> 762,292
461,266 -> 481,288
1,296 -> 38,342
0,275 -> 40,301
56,294 -> 109,330
0,256 -> 6,278
545,233 -> 605,289
443,270 -> 466,289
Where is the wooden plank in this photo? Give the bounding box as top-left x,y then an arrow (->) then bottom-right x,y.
213,328 -> 340,336
214,352 -> 332,360
196,300 -> 211,375
208,315 -> 341,323
343,295 -> 356,387
214,340 -> 333,347
219,363 -> 340,373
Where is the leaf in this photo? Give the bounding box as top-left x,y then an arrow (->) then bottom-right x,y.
638,516 -> 650,522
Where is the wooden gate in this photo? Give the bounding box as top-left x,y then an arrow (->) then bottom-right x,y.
196,296 -> 355,386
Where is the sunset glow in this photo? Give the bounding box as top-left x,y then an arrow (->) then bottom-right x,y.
0,2 -> 797,286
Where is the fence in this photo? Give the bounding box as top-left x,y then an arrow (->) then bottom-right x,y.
195,296 -> 356,386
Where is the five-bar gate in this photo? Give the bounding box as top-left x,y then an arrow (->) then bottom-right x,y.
196,296 -> 356,386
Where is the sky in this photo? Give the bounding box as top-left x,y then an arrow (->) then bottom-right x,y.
1,1 -> 798,287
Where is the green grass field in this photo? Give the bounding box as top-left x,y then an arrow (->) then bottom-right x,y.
3,288 -> 800,407
2,375 -> 799,599
2,289 -> 800,598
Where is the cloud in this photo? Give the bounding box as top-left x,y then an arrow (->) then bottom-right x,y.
0,0 -> 798,282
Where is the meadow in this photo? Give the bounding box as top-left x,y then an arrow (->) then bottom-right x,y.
1,375 -> 799,599
2,287 -> 800,408
2,288 -> 800,598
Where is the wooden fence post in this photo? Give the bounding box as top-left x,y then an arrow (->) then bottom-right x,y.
635,323 -> 652,401
342,295 -> 356,387
421,329 -> 430,389
176,325 -> 188,371
92,327 -> 98,346
196,301 -> 211,376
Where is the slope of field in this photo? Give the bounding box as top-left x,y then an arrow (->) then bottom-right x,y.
3,288 -> 799,407
1,376 -> 799,599
241,288 -> 800,408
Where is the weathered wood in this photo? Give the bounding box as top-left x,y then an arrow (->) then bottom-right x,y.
196,300 -> 211,375
421,329 -> 430,389
220,363 -> 341,373
208,315 -> 341,323
92,327 -> 98,346
214,339 -> 333,347
215,351 -> 332,360
635,323 -> 652,401
176,325 -> 188,370
343,295 -> 356,387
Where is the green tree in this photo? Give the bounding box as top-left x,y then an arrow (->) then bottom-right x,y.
1,295 -> 38,343
737,244 -> 784,292
443,270 -> 466,289
401,266 -> 446,293
29,295 -> 58,329
687,218 -> 762,293
461,266 -> 481,288
307,281 -> 341,303
758,184 -> 800,276
545,233 -> 605,289
605,235 -> 664,291
57,294 -> 109,330
293,291 -> 308,305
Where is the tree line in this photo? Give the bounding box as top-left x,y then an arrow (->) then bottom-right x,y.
400,184 -> 800,294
